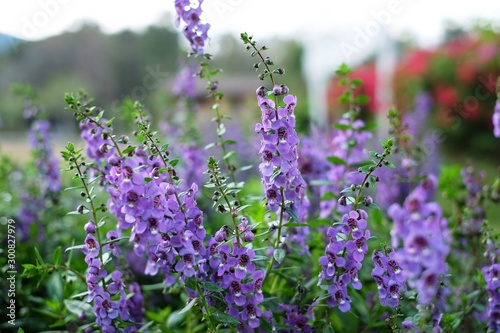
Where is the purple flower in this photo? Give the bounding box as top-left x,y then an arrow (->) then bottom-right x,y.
172,62 -> 197,99
83,234 -> 100,260
18,118 -> 61,240
279,304 -> 313,333
94,291 -> 120,331
255,88 -> 310,254
389,176 -> 449,305
327,284 -> 351,312
174,0 -> 210,54
493,101 -> 500,138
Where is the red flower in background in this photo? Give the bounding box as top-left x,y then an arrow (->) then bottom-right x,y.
327,63 -> 376,118
434,84 -> 458,107
398,49 -> 432,77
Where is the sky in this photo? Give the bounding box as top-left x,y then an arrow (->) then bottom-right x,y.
1,0 -> 499,45
1,0 -> 499,121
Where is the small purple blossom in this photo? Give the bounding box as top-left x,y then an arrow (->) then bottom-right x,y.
174,0 -> 210,54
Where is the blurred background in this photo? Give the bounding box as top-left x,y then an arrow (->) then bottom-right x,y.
0,0 -> 499,165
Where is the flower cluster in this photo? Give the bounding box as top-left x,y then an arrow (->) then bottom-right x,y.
79,116 -> 117,178
83,221 -> 119,333
172,61 -> 197,99
105,147 -> 207,287
174,0 -> 210,55
371,249 -> 406,307
318,209 -> 371,312
207,226 -> 267,330
28,119 -> 61,194
177,144 -> 206,192
83,220 -> 143,332
18,118 -> 61,239
482,262 -> 500,331
255,86 -> 310,252
388,176 -> 449,305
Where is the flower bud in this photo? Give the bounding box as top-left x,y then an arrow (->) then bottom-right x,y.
84,221 -> 96,234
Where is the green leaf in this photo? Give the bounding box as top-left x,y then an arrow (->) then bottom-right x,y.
285,206 -> 300,224
346,196 -> 356,205
326,156 -> 346,166
223,151 -> 236,160
236,204 -> 252,212
66,142 -> 75,152
238,165 -> 252,171
122,146 -> 136,154
202,281 -> 224,292
178,298 -> 198,315
65,244 -> 84,252
274,248 -> 285,264
323,325 -> 335,333
64,299 -> 92,316
270,168 -> 282,182
22,264 -> 38,278
354,95 -> 370,105
223,139 -> 237,145
185,277 -> 198,291
384,161 -> 396,168
335,63 -> 352,76
332,123 -> 352,130
351,79 -> 363,87
212,311 -> 240,324
53,247 -> 62,266
367,202 -> 381,210
18,329 -> 25,333
321,191 -> 338,201
340,186 -> 354,194
105,117 -> 115,127
34,247 -> 45,265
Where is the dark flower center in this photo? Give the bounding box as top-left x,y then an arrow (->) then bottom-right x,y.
347,217 -> 357,229
127,191 -> 138,203
277,127 -> 286,140
239,254 -> 250,267
263,150 -> 273,162
230,281 -> 240,293
267,189 -> 277,199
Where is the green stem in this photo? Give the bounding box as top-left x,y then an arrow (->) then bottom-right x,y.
212,168 -> 242,247
195,283 -> 217,332
265,189 -> 286,281
73,160 -> 107,290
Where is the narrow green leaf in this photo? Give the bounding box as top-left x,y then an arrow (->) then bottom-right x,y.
53,247 -> 62,266
274,248 -> 285,264
368,202 -> 381,210
321,191 -> 338,201
212,311 -> 240,324
34,247 -> 45,265
178,298 -> 198,315
64,299 -> 92,316
202,281 -> 224,292
332,123 -> 352,130
326,156 -> 346,166
65,244 -> 84,252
